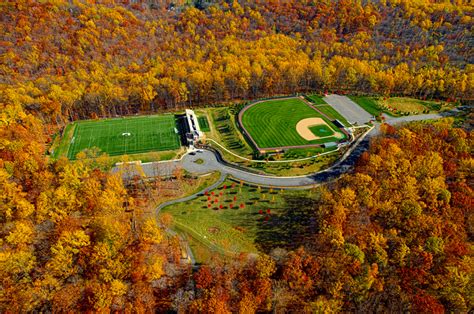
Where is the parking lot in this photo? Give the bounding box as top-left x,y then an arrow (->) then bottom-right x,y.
323,94 -> 373,125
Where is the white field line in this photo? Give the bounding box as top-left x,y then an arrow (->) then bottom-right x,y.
207,138 -> 341,163
115,125 -> 372,171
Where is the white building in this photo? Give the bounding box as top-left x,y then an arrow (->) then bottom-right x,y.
185,109 -> 203,147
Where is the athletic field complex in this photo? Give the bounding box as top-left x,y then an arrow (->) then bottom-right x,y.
63,115 -> 181,159
238,98 -> 348,152
55,95 -> 356,159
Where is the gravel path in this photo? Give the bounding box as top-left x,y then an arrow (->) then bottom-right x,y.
155,173 -> 227,212
144,111 -> 451,266
155,173 -> 227,266
114,112 -> 448,188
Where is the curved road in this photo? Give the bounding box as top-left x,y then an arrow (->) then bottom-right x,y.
151,112 -> 450,264
183,135 -> 367,188
114,112 -> 450,189
156,173 -> 227,265
180,112 -> 447,188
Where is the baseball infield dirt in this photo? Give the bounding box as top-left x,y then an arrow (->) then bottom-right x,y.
296,118 -> 344,141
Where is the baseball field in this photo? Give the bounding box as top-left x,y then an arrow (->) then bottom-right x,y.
64,115 -> 181,159
239,98 -> 346,150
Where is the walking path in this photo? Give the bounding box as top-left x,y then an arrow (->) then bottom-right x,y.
144,110 -> 451,266
155,173 -> 226,265
206,138 -> 344,163
156,173 -> 226,211
183,125 -> 373,188
114,112 -> 449,187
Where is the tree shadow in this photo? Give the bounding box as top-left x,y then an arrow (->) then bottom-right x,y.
175,115 -> 188,146
253,195 -> 321,253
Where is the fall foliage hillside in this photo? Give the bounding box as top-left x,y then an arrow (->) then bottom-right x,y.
187,120 -> 473,312
1,0 -> 472,125
0,0 -> 473,312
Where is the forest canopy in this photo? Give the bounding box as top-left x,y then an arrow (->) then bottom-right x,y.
1,0 -> 472,123
0,0 -> 473,312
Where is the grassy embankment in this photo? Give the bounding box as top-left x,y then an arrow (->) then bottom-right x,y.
350,96 -> 452,117
160,179 -> 320,263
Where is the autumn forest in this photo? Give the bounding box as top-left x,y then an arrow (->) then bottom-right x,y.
0,0 -> 473,312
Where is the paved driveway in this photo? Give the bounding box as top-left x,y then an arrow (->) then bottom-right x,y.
113,112 -> 449,188
323,94 -> 373,125
115,128 -> 372,188
178,111 -> 448,187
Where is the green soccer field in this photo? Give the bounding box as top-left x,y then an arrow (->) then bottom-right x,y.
66,115 -> 181,159
240,98 -> 345,149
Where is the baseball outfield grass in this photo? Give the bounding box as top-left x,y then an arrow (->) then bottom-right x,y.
240,98 -> 345,149
62,115 -> 181,159
314,104 -> 352,127
305,94 -> 327,104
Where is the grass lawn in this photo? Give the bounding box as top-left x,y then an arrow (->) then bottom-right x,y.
349,96 -> 386,116
241,98 -> 345,149
155,172 -> 222,208
305,94 -> 327,105
315,104 -> 352,127
249,149 -> 340,176
208,107 -> 254,157
283,146 -> 335,158
309,124 -> 334,137
160,179 -> 320,262
193,158 -> 205,164
378,97 -> 443,114
51,123 -> 76,159
350,96 -> 447,117
63,115 -> 181,159
198,116 -> 210,132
